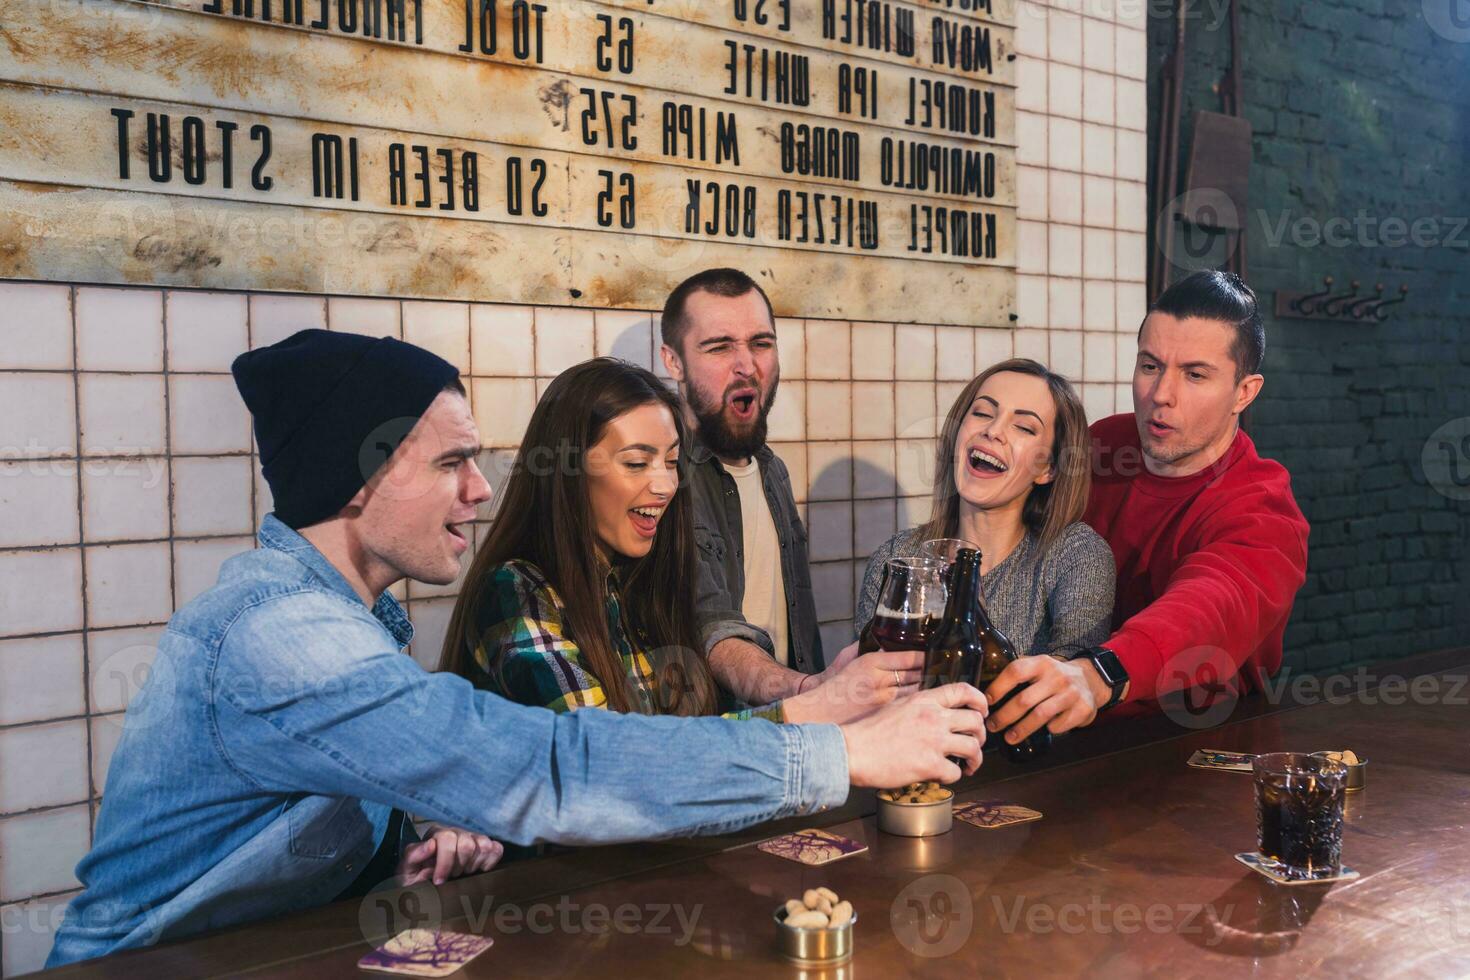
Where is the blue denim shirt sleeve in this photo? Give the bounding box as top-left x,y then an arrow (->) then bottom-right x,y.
211,592 -> 849,844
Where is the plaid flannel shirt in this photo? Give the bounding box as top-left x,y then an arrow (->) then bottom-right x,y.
468,560 -> 784,722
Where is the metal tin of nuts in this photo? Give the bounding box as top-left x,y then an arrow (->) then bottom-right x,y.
1312,751 -> 1367,792
876,794 -> 953,837
774,906 -> 856,964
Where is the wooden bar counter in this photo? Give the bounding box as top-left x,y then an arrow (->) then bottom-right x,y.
44,650 -> 1470,978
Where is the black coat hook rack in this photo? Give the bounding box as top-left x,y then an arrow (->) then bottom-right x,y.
1275,276 -> 1409,324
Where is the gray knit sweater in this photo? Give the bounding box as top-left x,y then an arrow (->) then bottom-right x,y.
855,523 -> 1117,657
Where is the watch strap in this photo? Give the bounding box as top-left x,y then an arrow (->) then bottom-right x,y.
1073,645 -> 1128,712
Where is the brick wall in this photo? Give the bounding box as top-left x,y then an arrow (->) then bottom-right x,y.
1147,0 -> 1470,671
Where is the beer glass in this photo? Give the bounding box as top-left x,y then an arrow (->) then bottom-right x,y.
859,558 -> 947,653
1253,752 -> 1348,880
919,537 -> 978,569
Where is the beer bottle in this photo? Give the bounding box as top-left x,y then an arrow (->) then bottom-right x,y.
923,547 -> 1051,763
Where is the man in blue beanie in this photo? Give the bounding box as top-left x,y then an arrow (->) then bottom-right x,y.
48,329 -> 989,967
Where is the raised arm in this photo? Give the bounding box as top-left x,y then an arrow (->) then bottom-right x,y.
213,594 -> 993,847
213,595 -> 846,845
985,495 -> 1308,740
1099,503 -> 1308,702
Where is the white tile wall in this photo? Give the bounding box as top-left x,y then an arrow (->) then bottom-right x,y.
0,804 -> 89,900
0,374 -> 76,463
75,288 -> 163,373
0,464 -> 78,549
404,302 -> 471,373
0,722 -> 89,814
0,283 -> 71,370
1,891 -> 80,978
165,291 -> 249,372
593,311 -> 655,370
0,635 -> 85,727
0,6 -> 1150,970
81,460 -> 171,542
1016,0 -> 1148,388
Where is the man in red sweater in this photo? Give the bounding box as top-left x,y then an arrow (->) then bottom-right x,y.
987,270 -> 1310,739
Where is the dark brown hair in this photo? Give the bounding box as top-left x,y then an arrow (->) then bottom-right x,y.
439,358 -> 719,716
660,268 -> 774,357
919,358 -> 1092,550
1150,269 -> 1265,382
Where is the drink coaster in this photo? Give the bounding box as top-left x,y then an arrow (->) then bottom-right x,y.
1235,852 -> 1360,885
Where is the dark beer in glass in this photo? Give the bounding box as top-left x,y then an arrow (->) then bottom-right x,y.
858,558 -> 946,653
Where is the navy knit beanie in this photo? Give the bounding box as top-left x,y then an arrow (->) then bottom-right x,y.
231,329 -> 461,529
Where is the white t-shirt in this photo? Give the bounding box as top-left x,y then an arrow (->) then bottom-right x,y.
724,458 -> 790,667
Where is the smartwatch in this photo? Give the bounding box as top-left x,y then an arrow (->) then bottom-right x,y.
1071,646 -> 1129,712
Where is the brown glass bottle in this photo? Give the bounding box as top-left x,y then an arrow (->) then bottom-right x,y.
922,547 -> 1051,763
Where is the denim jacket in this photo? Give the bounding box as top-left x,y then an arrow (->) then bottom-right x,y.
47,517 -> 848,968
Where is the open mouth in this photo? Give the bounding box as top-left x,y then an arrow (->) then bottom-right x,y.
444,523 -> 470,552
1147,418 -> 1173,437
629,505 -> 664,539
727,389 -> 759,421
967,447 -> 1009,478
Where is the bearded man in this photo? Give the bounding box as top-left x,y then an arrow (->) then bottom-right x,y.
661,269 -> 901,710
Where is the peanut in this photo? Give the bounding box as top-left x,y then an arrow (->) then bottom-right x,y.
786,910 -> 830,929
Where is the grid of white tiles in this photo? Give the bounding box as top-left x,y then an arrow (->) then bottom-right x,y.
1013,0 -> 1149,425
0,12 -> 1150,969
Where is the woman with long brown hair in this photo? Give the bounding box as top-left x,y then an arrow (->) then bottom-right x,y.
444,358 -> 894,722
856,358 -> 1115,658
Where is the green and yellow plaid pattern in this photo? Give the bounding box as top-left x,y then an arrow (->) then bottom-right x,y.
468,560 -> 782,722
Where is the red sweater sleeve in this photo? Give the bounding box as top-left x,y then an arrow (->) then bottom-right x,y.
1107,489 -> 1309,703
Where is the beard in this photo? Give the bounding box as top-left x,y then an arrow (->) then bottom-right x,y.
1138,418 -> 1215,466
688,376 -> 780,460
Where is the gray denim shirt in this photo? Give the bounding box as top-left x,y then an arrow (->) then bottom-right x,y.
688,439 -> 826,674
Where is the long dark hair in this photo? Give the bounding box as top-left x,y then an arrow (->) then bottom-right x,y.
920,358 -> 1092,550
440,358 -> 719,716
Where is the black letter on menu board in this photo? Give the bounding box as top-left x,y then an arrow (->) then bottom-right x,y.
250,124 -> 273,191
216,120 -> 238,189
505,157 -> 524,215
462,152 -> 479,212
413,145 -> 432,208
312,134 -> 345,199
112,108 -> 134,180
147,114 -> 172,184
530,158 -> 548,216
389,143 -> 407,206
182,116 -> 207,186
436,148 -> 456,211
461,0 -> 497,54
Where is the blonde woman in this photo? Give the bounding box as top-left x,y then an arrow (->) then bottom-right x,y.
857,358 -> 1115,658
